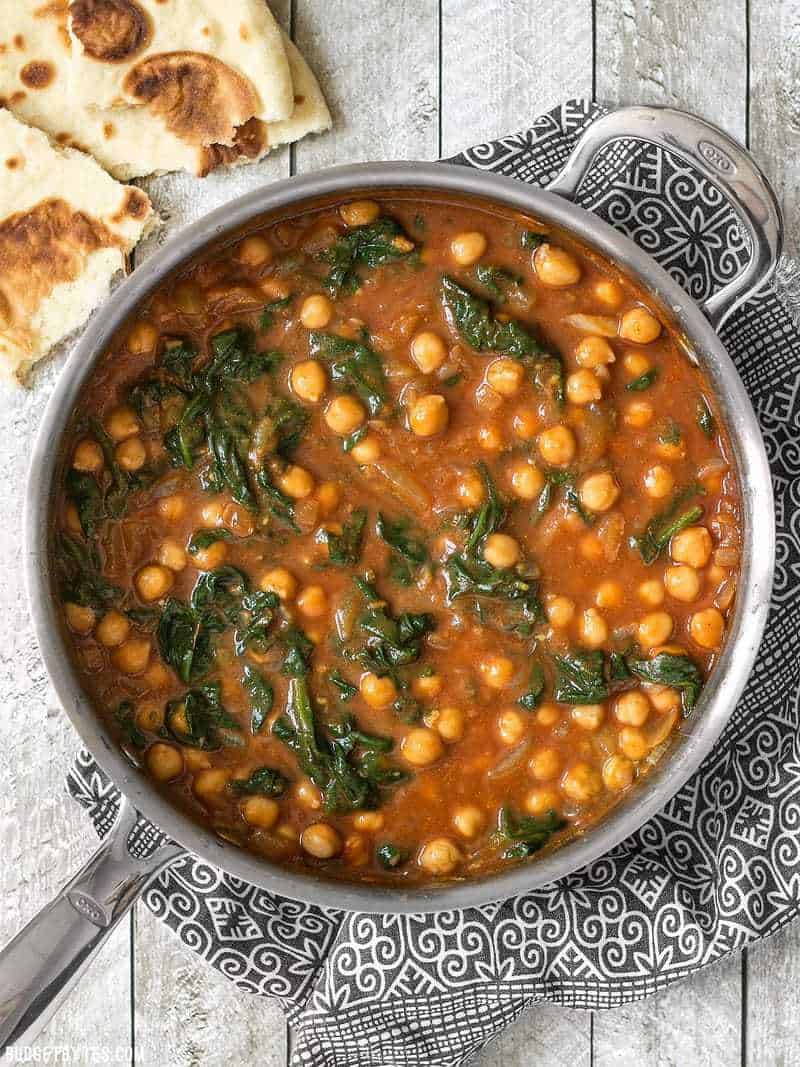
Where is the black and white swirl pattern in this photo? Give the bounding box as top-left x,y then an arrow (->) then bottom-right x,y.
66,98 -> 800,1066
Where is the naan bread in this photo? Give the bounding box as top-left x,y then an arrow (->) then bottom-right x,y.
0,108 -> 153,383
67,0 -> 293,126
0,4 -> 329,178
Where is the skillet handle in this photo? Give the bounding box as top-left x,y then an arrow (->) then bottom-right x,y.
548,105 -> 784,330
0,798 -> 183,1055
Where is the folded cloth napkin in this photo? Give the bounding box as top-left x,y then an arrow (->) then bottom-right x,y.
68,99 -> 800,1066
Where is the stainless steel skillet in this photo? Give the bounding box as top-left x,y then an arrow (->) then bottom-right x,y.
0,106 -> 780,1051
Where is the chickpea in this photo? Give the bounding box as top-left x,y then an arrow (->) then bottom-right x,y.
536,703 -> 560,728
339,199 -> 381,227
579,607 -> 608,648
508,458 -> 545,501
690,607 -> 725,649
72,439 -> 104,473
619,726 -> 649,761
301,823 -> 342,859
402,726 -> 444,766
478,423 -> 504,451
572,704 -> 605,731
579,471 -> 620,513
595,580 -> 623,609
353,811 -> 385,832
647,685 -> 681,713
603,754 -> 635,791
135,564 -> 174,603
295,779 -> 323,810
157,494 -> 187,522
112,638 -> 151,675
95,610 -> 130,648
638,579 -> 665,607
497,708 -> 526,745
450,231 -> 487,266
324,395 -> 366,436
418,837 -> 461,875
482,532 -> 520,569
106,407 -> 140,442
193,769 -> 229,798
671,526 -> 712,569
580,533 -> 604,562
566,369 -> 602,406
644,464 -> 675,499
300,293 -> 333,330
259,567 -> 297,602
360,672 -> 397,710
619,307 -> 662,344
173,281 -> 203,315
222,503 -> 254,538
452,805 -> 484,839
561,762 -> 603,802
624,400 -> 654,428
192,540 -> 228,570
127,319 -> 158,354
260,278 -> 291,301
456,470 -> 486,507
290,359 -> 327,403
65,503 -> 82,535
529,747 -> 562,782
279,465 -> 315,500
412,673 -> 443,700
546,595 -> 575,629
237,235 -> 272,267
199,499 -> 225,527
65,601 -> 95,634
157,538 -> 187,573
433,706 -> 465,742
511,408 -> 539,441
538,424 -> 576,466
479,655 -> 515,690
525,787 -> 562,817
575,335 -> 616,368
146,742 -> 183,782
614,690 -> 650,727
487,358 -> 525,398
623,351 -> 651,378
657,437 -> 686,462
594,279 -> 624,309
638,611 -> 673,649
241,795 -> 280,829
409,394 -> 449,437
297,585 -> 328,618
534,243 -> 581,287
350,433 -> 382,464
410,331 -> 447,374
142,661 -> 171,690
114,436 -> 146,472
316,481 -> 342,516
664,564 -> 700,603
136,702 -> 164,732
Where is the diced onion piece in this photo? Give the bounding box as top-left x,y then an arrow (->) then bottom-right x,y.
597,512 -> 625,562
372,459 -> 431,512
563,313 -> 619,337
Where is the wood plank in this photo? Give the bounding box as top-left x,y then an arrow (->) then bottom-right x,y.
593,3 -> 747,1058
0,373 -> 132,1056
441,0 -> 593,156
750,0 -> 800,254
293,0 -> 439,167
444,4 -> 593,1063
595,0 -> 747,139
747,921 -> 800,1066
133,905 -> 287,1067
594,955 -> 742,1066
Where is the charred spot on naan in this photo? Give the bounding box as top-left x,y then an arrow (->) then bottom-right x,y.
199,117 -> 266,176
0,197 -> 125,333
69,0 -> 151,63
111,187 -> 149,223
122,51 -> 260,148
20,61 -> 56,89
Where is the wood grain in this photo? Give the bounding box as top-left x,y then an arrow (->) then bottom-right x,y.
750,0 -> 800,256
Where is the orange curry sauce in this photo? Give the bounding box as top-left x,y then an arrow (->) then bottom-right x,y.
56,194 -> 741,885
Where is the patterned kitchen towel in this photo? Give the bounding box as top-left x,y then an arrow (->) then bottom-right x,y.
68,99 -> 800,1066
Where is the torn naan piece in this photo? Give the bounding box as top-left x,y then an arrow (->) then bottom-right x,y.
0,108 -> 153,383
67,0 -> 293,127
0,4 -> 329,178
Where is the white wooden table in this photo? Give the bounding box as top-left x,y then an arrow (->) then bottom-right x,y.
1,1 -> 798,1063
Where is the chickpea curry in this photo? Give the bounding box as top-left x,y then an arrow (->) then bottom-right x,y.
56,193 -> 741,885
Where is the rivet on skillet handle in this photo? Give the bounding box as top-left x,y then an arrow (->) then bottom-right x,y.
547,105 -> 784,331
0,798 -> 184,1055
